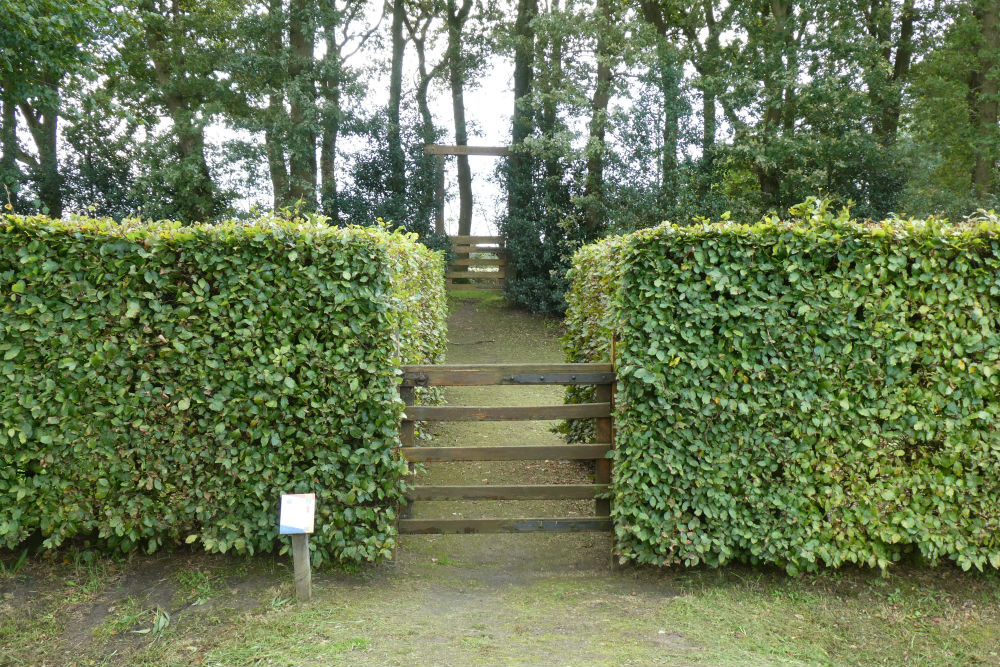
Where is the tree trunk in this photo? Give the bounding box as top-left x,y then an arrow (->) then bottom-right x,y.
883,0 -> 915,142
411,22 -> 445,234
1,89 -> 19,210
287,0 -> 316,210
319,81 -> 340,219
265,0 -> 288,211
387,0 -> 406,222
701,0 -> 720,155
172,108 -> 215,220
267,122 -> 289,211
539,0 -> 564,186
144,5 -> 218,221
319,19 -> 341,221
637,1 -> 681,198
508,0 -> 537,217
658,43 -> 680,197
447,0 -> 474,236
583,0 -> 613,238
973,0 -> 999,199
20,93 -> 61,218
865,0 -> 915,145
755,0 -> 794,208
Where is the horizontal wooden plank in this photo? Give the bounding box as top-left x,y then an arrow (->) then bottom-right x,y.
451,251 -> 502,258
451,245 -> 503,254
402,363 -> 614,373
450,257 -> 505,267
446,286 -> 504,292
404,403 -> 610,421
400,444 -> 611,462
398,517 -> 612,534
424,144 -> 511,156
400,363 -> 614,387
402,370 -> 614,387
450,235 -> 502,243
447,271 -> 506,280
405,484 -> 607,501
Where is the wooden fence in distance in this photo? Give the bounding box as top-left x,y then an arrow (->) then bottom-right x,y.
448,235 -> 505,291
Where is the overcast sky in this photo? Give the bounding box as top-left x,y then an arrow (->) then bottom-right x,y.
210,16 -> 515,237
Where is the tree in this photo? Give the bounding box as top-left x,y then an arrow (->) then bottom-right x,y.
387,0 -> 408,224
507,0 -> 538,220
318,0 -> 379,219
112,0 -> 236,221
402,0 -> 447,233
581,0 -> 615,237
0,0 -> 116,216
446,0 -> 476,235
861,0 -> 918,147
971,0 -> 999,199
286,0 -> 318,208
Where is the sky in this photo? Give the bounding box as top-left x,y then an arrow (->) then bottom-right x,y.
210,11 -> 516,237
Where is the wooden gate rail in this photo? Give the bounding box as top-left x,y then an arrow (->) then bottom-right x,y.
400,443 -> 611,462
400,517 -> 611,534
397,362 -> 614,535
406,484 -> 607,500
405,403 -> 610,421
447,235 -> 506,291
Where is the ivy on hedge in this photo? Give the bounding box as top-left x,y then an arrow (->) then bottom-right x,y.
565,200 -> 1000,573
0,213 -> 446,565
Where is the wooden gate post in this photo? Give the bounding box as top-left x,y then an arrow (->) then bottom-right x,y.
400,385 -> 416,520
594,383 -> 613,519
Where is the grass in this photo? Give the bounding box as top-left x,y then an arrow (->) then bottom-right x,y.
94,595 -> 150,639
81,561 -> 995,667
172,569 -> 222,606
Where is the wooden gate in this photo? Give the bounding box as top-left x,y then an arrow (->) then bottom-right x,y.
396,363 -> 614,534
447,235 -> 506,292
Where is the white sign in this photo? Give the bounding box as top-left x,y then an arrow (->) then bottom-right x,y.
279,493 -> 316,535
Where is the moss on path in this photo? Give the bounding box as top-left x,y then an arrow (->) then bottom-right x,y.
4,294 -> 1000,666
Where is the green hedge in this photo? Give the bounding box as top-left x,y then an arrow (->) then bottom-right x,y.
566,201 -> 1000,572
0,213 -> 446,565
560,235 -> 625,443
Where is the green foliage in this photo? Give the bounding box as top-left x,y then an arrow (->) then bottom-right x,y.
559,234 -> 626,441
566,199 -> 1000,573
0,213 -> 446,565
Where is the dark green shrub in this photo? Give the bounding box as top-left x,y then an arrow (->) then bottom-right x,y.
0,213 -> 446,565
566,201 -> 1000,572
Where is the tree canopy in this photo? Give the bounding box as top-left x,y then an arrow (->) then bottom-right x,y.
1,0 -> 997,311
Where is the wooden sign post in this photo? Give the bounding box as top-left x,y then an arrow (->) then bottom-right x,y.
279,493 -> 316,602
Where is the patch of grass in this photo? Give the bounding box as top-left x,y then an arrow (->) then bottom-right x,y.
0,610 -> 64,666
447,290 -> 506,304
0,549 -> 29,579
95,595 -> 149,639
173,569 -> 222,606
63,559 -> 114,604
328,637 -> 370,653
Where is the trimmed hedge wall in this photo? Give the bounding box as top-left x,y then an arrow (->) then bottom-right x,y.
0,214 -> 446,565
565,202 -> 1000,572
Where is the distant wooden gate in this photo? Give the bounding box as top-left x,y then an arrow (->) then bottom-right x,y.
396,363 -> 614,534
447,235 -> 506,292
